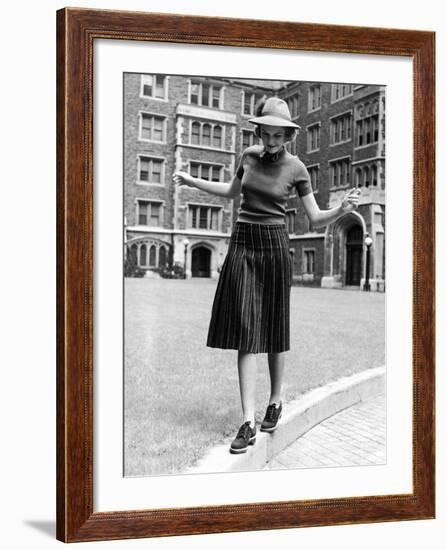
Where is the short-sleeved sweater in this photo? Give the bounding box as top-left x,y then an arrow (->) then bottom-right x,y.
235,144 -> 313,225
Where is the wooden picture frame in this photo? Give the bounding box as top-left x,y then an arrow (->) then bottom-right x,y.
56,7 -> 435,542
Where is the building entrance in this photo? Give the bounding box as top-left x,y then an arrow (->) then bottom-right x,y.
191,247 -> 211,277
345,225 -> 363,286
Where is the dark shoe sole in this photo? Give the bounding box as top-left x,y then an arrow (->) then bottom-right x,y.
260,412 -> 282,432
229,436 -> 256,454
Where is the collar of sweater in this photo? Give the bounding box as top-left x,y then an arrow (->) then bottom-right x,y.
259,146 -> 286,163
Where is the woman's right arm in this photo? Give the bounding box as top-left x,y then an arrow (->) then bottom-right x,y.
173,171 -> 242,199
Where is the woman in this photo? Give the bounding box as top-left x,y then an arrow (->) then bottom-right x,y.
173,96 -> 360,454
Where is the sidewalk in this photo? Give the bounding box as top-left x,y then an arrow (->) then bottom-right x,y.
264,393 -> 386,470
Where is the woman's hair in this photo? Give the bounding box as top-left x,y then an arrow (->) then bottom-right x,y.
253,95 -> 298,142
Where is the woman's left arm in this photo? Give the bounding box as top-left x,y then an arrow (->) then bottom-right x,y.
300,188 -> 361,229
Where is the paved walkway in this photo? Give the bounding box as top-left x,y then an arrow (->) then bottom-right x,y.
264,394 -> 386,470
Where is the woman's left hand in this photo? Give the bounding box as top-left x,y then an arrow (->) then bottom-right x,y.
341,187 -> 361,213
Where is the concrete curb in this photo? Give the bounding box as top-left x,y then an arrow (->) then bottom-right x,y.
186,366 -> 385,474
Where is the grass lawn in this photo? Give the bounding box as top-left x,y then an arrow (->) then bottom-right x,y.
124,278 -> 385,477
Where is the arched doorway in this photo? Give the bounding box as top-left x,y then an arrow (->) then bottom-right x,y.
345,225 -> 363,286
191,246 -> 211,277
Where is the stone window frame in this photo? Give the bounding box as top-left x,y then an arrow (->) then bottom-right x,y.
188,161 -> 225,183
306,163 -> 320,194
138,111 -> 168,144
307,84 -> 322,113
353,161 -> 381,189
135,198 -> 165,227
285,208 -> 297,235
306,122 -> 321,153
240,128 -> 261,150
241,90 -> 266,117
129,239 -> 169,268
136,155 -> 166,186
302,247 -> 316,274
283,92 -> 300,120
329,109 -> 353,146
354,99 -> 380,148
304,216 -> 314,234
188,120 -> 227,150
188,79 -> 225,110
186,202 -> 223,232
330,84 -> 354,103
328,155 -> 351,189
140,74 -> 169,102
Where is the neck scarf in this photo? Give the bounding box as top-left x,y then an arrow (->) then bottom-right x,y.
259,145 -> 286,163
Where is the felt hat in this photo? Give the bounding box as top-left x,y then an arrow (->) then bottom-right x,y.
248,97 -> 300,129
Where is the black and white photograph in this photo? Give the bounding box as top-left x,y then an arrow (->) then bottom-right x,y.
123,74 -> 386,478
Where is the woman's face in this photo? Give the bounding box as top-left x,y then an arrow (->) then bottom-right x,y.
259,125 -> 287,153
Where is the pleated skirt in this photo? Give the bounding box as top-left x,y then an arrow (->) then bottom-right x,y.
206,221 -> 292,353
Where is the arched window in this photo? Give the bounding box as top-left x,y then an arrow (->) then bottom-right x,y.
191,122 -> 200,145
372,165 -> 378,186
130,244 -> 138,265
213,125 -> 222,148
202,124 -> 211,146
363,166 -> 370,188
140,244 -> 147,266
149,245 -> 157,267
159,246 -> 167,267
355,168 -> 362,188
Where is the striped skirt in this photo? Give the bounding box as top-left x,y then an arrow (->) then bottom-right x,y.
206,221 -> 292,354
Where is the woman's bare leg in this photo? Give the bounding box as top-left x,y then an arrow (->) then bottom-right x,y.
237,350 -> 258,425
267,352 -> 286,405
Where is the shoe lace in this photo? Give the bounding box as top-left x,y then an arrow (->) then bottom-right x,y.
237,422 -> 251,439
265,404 -> 278,422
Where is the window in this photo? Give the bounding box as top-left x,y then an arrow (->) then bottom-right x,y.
191,122 -> 200,145
330,113 -> 352,145
213,125 -> 222,148
241,129 -> 260,150
141,74 -> 168,100
139,113 -> 166,142
355,105 -> 380,147
308,85 -> 321,112
137,200 -> 163,226
285,210 -> 296,234
138,157 -> 164,184
202,123 -> 211,146
329,158 -> 351,188
188,205 -> 221,231
140,244 -> 147,266
372,165 -> 378,186
374,117 -> 380,142
189,162 -> 222,182
307,166 -> 319,192
363,166 -> 370,188
189,121 -> 225,149
242,91 -> 265,116
285,94 -> 299,118
189,81 -> 223,109
307,124 -> 320,152
149,245 -> 156,266
129,244 -> 137,265
355,168 -> 362,188
303,250 -> 315,274
159,246 -> 167,267
128,241 -> 169,268
331,84 -> 354,102
304,217 -> 313,233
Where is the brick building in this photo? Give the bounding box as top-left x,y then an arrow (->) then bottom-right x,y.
124,74 -> 385,290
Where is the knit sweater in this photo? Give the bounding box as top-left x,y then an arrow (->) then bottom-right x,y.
235,145 -> 313,225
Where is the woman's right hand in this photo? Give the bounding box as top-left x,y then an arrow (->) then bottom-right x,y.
173,171 -> 196,188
